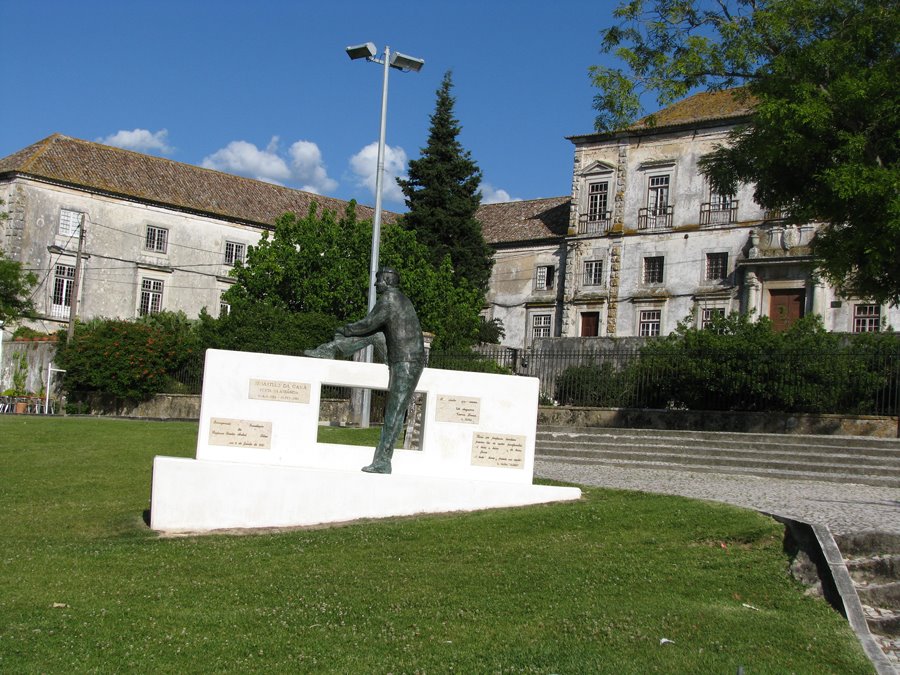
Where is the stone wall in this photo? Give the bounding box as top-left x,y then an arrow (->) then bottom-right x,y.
539,406 -> 899,438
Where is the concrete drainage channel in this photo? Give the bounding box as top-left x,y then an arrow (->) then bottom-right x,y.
771,518 -> 899,673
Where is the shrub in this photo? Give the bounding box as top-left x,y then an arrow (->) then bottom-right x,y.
56,313 -> 200,401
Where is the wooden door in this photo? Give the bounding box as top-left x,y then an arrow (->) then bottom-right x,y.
580,312 -> 600,337
769,289 -> 805,331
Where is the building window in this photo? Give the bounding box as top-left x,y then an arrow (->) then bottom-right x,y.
225,241 -> 246,266
59,209 -> 83,237
705,252 -> 728,281
700,192 -> 737,225
581,311 -> 600,337
639,310 -> 662,337
220,295 -> 231,317
145,226 -> 168,253
580,181 -> 611,234
583,260 -> 604,286
139,278 -> 164,316
853,304 -> 880,333
643,256 -> 664,284
701,307 -> 726,329
639,175 -> 673,229
532,314 -> 552,339
50,264 -> 75,319
534,265 -> 555,291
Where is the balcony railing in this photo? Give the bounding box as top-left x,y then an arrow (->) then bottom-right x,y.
578,211 -> 611,235
637,205 -> 673,230
700,200 -> 738,226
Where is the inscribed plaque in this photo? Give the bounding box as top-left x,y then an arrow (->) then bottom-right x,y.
471,432 -> 526,469
248,378 -> 311,404
208,418 -> 273,449
435,395 -> 481,424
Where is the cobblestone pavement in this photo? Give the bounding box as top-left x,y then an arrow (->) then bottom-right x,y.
534,460 -> 900,535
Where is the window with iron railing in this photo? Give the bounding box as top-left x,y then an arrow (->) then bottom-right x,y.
705,252 -> 729,281
580,181 -> 611,234
643,256 -> 664,284
638,175 -> 673,229
700,196 -> 738,225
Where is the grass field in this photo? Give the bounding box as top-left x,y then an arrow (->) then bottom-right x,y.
1,417 -> 871,673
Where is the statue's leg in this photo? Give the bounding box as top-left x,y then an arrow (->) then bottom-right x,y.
362,361 -> 422,474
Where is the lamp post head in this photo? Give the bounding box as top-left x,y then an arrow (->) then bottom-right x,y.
390,51 -> 425,72
345,42 -> 377,61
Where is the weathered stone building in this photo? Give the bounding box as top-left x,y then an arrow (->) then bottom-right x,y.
479,90 -> 897,347
0,134 -> 378,332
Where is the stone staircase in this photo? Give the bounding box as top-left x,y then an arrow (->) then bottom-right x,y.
837,532 -> 900,671
535,427 -> 900,488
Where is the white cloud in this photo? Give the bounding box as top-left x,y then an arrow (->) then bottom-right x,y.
99,128 -> 173,154
349,142 -> 408,204
201,138 -> 292,185
480,183 -> 520,204
289,140 -> 338,194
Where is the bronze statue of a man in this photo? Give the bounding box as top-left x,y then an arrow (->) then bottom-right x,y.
304,268 -> 425,474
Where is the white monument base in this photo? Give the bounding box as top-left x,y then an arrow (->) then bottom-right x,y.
150,350 -> 581,533
150,456 -> 581,532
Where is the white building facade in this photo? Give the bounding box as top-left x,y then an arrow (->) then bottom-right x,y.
0,135 -> 377,333
481,91 -> 897,348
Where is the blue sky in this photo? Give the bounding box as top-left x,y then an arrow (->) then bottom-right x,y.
1,0 -> 625,209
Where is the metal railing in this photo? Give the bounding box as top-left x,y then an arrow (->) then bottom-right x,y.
158,343 -> 900,418
700,200 -> 738,225
637,205 -> 674,230
577,211 -> 612,235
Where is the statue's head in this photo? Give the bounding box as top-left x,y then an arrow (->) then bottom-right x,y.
375,268 -> 400,290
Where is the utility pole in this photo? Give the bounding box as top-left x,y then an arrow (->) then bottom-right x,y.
67,214 -> 86,341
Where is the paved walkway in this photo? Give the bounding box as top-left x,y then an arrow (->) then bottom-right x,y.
535,460 -> 900,535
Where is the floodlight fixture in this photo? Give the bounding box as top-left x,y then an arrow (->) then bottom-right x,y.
345,42 -> 377,61
390,51 -> 425,72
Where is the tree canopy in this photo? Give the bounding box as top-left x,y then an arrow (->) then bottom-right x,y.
593,0 -> 900,304
224,203 -> 484,351
0,200 -> 37,324
398,71 -> 494,293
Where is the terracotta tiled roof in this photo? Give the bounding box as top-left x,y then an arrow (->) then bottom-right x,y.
0,134 -> 383,227
569,88 -> 755,142
477,196 -> 570,245
632,88 -> 755,129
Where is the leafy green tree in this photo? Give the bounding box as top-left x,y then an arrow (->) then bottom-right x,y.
398,71 -> 494,293
593,0 -> 900,304
0,200 -> 37,323
224,203 -> 484,351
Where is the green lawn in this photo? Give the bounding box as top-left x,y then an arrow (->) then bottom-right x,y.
1,417 -> 871,673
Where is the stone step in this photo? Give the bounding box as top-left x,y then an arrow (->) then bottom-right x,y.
857,582 -> 900,612
537,446 -> 900,479
536,454 -> 900,488
537,438 -> 900,467
538,428 -> 900,457
847,555 -> 900,586
863,606 -> 900,638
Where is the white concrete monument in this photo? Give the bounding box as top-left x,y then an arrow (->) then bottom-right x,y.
150,349 -> 581,532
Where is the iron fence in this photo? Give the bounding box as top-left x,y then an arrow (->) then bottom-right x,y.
161,343 -> 900,418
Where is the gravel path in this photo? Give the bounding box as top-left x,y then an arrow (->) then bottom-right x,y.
535,459 -> 900,535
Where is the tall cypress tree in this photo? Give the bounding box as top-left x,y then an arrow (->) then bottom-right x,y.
398,71 -> 493,292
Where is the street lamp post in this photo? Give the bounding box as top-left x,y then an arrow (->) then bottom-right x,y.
346,42 -> 423,428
